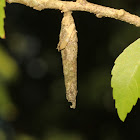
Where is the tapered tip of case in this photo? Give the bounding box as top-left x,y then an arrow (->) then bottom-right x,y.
70,101 -> 76,109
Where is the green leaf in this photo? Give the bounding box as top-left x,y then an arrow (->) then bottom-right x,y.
0,0 -> 6,6
111,38 -> 140,121
0,0 -> 6,39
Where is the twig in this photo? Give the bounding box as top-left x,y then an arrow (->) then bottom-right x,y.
6,0 -> 140,27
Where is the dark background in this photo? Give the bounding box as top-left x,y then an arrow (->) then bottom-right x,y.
1,0 -> 140,140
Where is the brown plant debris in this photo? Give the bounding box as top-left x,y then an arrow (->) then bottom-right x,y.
57,11 -> 78,109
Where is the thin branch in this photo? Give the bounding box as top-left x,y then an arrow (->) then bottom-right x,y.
6,0 -> 140,27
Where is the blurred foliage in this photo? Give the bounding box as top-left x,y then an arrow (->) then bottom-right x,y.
0,44 -> 18,122
0,85 -> 17,120
0,129 -> 6,140
0,45 -> 19,81
43,129 -> 84,140
15,134 -> 37,140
